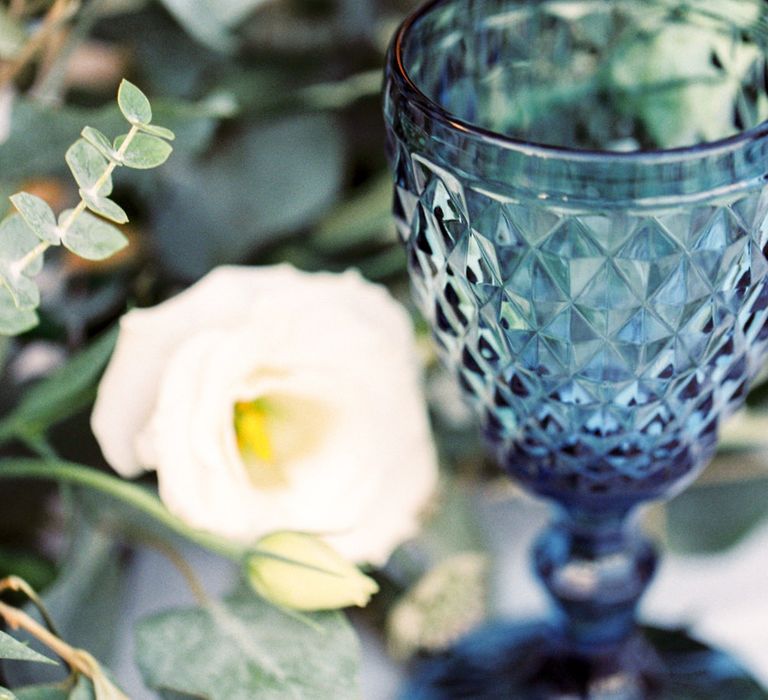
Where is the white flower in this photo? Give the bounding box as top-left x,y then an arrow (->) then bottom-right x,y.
91,265 -> 438,565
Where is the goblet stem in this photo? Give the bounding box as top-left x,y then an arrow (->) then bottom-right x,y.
534,506 -> 658,654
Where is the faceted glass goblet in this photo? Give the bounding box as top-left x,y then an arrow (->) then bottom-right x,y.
384,0 -> 768,697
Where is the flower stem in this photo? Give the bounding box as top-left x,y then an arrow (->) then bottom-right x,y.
0,458 -> 246,561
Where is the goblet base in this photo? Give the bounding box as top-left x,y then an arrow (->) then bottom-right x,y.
402,622 -> 768,699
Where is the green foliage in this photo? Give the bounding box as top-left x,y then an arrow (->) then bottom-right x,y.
0,215 -> 43,310
117,80 -> 152,126
60,211 -> 127,261
154,113 -> 343,278
157,0 -> 268,52
0,631 -> 56,666
8,195 -> 59,246
135,593 -> 360,699
113,133 -> 173,169
0,327 -> 116,453
0,81 -> 175,337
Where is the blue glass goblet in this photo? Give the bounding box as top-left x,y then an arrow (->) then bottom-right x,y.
384,0 -> 768,697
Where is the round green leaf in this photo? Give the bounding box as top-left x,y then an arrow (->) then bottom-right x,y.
65,140 -> 112,197
60,210 -> 128,261
114,132 -> 173,169
10,192 -> 59,244
117,80 -> 152,125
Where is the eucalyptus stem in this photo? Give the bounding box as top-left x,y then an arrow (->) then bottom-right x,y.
0,458 -> 246,561
15,124 -> 140,277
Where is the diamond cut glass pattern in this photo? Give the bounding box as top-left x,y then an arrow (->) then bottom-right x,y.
385,0 -> 768,694
391,140 -> 768,501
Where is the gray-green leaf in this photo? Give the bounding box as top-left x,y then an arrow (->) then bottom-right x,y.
117,80 -> 152,125
10,193 -> 60,245
79,190 -> 128,224
0,287 -> 37,335
0,685 -> 17,700
0,629 -> 57,665
135,594 -> 360,700
0,214 -> 42,309
14,675 -> 95,699
0,326 -> 116,435
65,140 -> 112,197
114,133 -> 173,169
60,210 -> 127,261
137,122 -> 175,140
80,126 -> 118,163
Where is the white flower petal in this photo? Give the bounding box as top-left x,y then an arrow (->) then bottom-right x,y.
92,264 -> 439,564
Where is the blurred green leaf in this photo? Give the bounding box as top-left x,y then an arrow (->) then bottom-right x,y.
135,593 -> 360,699
65,141 -> 112,198
0,686 -> 16,699
14,675 -> 95,699
668,468 -> 768,553
157,0 -> 268,52
117,80 -> 152,126
0,631 -> 56,666
312,173 -> 394,253
0,326 -> 116,443
114,133 -> 173,169
9,194 -> 59,246
78,192 -> 128,225
39,515 -> 126,671
0,289 -> 37,336
0,8 -> 25,59
0,215 -> 42,310
153,113 -> 344,278
60,211 -> 127,261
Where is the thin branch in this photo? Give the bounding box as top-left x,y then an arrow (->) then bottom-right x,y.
0,0 -> 80,89
0,598 -> 129,699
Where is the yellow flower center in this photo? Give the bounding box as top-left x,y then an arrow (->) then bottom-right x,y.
233,394 -> 333,490
234,399 -> 286,488
234,400 -> 274,463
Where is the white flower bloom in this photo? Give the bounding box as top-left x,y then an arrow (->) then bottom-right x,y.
91,265 -> 438,565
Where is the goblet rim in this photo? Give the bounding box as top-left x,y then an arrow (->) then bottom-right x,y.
391,0 -> 768,167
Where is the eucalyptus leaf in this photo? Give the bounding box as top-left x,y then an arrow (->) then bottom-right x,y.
0,289 -> 37,336
117,80 -> 152,125
137,123 -> 175,140
114,133 -> 173,169
80,127 -> 118,163
65,141 -> 112,198
79,191 -> 128,225
0,99 -> 219,182
0,686 -> 17,699
60,211 -> 127,261
0,630 -> 56,665
0,215 -> 43,309
0,327 -> 116,439
9,193 -> 60,245
135,593 -> 360,699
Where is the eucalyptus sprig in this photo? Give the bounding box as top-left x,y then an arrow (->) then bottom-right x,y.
0,79 -> 175,336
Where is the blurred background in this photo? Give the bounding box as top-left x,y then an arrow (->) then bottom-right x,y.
0,0 -> 767,696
